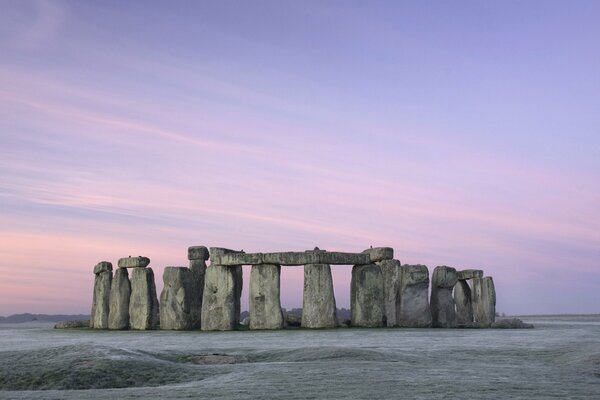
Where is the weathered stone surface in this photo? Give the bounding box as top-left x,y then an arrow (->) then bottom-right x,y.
91,263 -> 112,329
211,250 -> 371,266
188,246 -> 210,261
302,263 -> 337,328
472,277 -> 496,328
378,259 -> 402,327
397,264 -> 432,328
189,258 -> 206,329
351,264 -> 385,327
118,256 -> 150,268
54,319 -> 89,329
284,312 -> 302,327
209,247 -> 241,257
454,280 -> 473,327
108,267 -> 131,330
492,318 -> 533,329
249,264 -> 283,330
201,264 -> 243,331
160,267 -> 193,330
93,261 -> 112,275
129,267 -> 159,330
363,247 -> 394,262
430,266 -> 458,328
457,269 -> 484,280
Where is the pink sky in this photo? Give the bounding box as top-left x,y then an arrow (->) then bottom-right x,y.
1,1 -> 599,315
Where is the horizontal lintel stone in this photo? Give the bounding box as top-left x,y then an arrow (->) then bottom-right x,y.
94,261 -> 113,275
362,247 -> 394,262
188,246 -> 210,261
118,256 -> 150,268
457,269 -> 484,280
210,250 -> 372,266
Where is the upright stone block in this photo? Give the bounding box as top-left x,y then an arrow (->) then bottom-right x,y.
160,267 -> 194,330
351,264 -> 385,327
91,261 -> 112,329
201,264 -> 243,331
108,267 -> 131,330
302,263 -> 337,328
454,280 -> 473,327
129,267 -> 159,330
430,266 -> 458,328
397,264 -> 432,327
249,264 -> 283,330
188,246 -> 208,329
472,277 -> 496,328
378,259 -> 402,327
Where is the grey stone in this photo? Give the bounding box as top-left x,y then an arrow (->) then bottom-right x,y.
430,266 -> 458,328
118,256 -> 150,268
284,312 -> 302,327
363,247 -> 394,262
210,249 -> 371,266
351,264 -> 385,327
188,246 -> 210,261
189,258 -> 206,329
201,264 -> 243,331
457,269 -> 484,280
129,267 -> 159,330
249,264 -> 283,330
397,264 -> 432,328
108,267 -> 131,330
54,320 -> 90,329
302,263 -> 337,328
472,277 -> 496,328
378,259 -> 402,327
90,263 -> 112,329
454,280 -> 473,327
160,267 -> 194,330
492,318 -> 533,329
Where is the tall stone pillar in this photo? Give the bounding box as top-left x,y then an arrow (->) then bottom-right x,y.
472,276 -> 496,328
188,246 -> 209,329
301,263 -> 337,328
430,266 -> 458,328
351,264 -> 385,327
108,267 -> 131,330
397,264 -> 432,328
249,264 -> 283,330
378,259 -> 402,327
201,263 -> 243,331
454,269 -> 483,327
123,256 -> 159,330
160,267 -> 193,330
91,261 -> 112,329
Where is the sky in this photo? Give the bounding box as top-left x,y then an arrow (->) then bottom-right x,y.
0,0 -> 599,316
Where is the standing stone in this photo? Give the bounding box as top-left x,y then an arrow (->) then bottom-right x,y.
378,259 -> 402,327
160,267 -> 194,330
129,267 -> 159,330
351,264 -> 385,327
249,264 -> 283,330
201,264 -> 243,331
302,263 -> 337,328
397,264 -> 432,327
108,267 -> 130,330
454,280 -> 473,327
188,246 -> 209,329
472,277 -> 496,328
91,261 -> 112,329
430,266 -> 458,328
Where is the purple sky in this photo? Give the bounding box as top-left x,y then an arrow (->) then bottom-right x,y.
1,0 -> 599,316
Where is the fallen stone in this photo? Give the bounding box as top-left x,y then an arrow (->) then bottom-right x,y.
188,246 -> 210,261
363,247 -> 394,262
118,256 -> 150,268
201,264 -> 243,331
302,263 -> 337,328
108,267 -> 131,330
189,257 -> 207,329
430,266 -> 458,328
54,320 -> 90,329
160,267 -> 194,330
129,267 -> 159,330
457,269 -> 484,280
472,276 -> 496,328
397,264 -> 432,328
378,259 -> 402,327
454,280 -> 473,327
249,264 -> 283,330
351,264 -> 385,327
284,312 -> 302,327
492,318 -> 533,329
91,262 -> 112,329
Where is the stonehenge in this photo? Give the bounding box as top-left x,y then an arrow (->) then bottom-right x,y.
90,246 -> 500,331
